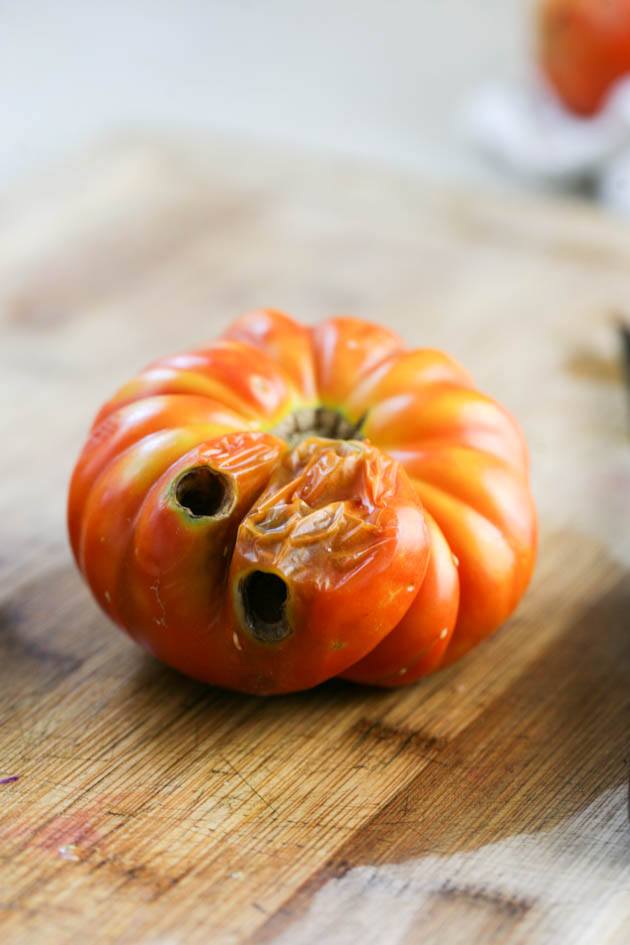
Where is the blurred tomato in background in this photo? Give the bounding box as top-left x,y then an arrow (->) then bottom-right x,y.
539,0 -> 630,115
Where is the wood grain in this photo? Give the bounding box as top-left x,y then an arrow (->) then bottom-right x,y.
1,135 -> 630,945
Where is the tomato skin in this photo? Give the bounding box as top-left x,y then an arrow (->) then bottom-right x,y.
68,311 -> 537,694
342,513 -> 459,686
538,0 -> 630,115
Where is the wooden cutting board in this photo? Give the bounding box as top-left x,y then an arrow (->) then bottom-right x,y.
2,135 -> 630,945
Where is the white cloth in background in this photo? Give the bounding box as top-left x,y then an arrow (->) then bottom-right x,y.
465,74 -> 630,214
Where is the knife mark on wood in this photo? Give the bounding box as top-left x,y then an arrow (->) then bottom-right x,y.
352,718 -> 448,760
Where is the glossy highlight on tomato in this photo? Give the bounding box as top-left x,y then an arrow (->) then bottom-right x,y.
68,311 -> 537,694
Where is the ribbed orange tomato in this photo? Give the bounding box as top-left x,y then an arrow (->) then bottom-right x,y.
538,0 -> 630,116
68,311 -> 537,694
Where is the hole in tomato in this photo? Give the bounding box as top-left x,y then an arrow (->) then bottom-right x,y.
241,570 -> 290,643
175,467 -> 231,518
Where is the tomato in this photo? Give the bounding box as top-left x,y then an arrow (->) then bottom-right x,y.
538,0 -> 630,115
68,311 -> 537,694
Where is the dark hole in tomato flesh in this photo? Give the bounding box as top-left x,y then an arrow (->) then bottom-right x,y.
176,467 -> 230,518
241,570 -> 291,643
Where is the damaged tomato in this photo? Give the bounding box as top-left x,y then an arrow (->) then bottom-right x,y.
68,310 -> 537,694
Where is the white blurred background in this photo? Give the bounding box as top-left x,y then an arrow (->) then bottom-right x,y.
0,0 -> 531,193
